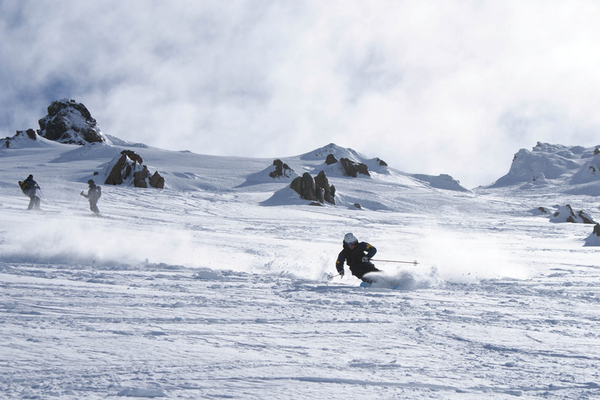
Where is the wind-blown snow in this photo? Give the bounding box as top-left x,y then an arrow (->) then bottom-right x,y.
1,139 -> 600,399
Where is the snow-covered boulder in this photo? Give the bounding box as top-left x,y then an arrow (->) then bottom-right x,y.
38,99 -> 111,145
570,152 -> 600,184
584,224 -> 600,246
550,204 -> 595,224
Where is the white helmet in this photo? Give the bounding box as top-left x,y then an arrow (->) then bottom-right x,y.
343,233 -> 358,245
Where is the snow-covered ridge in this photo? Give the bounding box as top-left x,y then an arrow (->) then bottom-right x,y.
488,142 -> 600,192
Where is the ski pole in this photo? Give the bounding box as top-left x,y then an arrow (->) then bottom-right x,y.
372,259 -> 419,265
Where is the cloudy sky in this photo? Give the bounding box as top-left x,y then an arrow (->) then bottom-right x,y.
2,1 -> 600,188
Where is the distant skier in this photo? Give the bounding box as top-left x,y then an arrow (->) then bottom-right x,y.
80,179 -> 101,214
18,174 -> 41,210
336,233 -> 380,283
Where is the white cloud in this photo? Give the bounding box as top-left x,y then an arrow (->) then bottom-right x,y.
2,0 -> 600,188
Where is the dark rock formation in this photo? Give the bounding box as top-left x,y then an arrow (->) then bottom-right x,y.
269,159 -> 294,178
376,158 -> 388,167
105,150 -> 164,188
149,171 -> 165,189
574,210 -> 595,224
290,171 -> 335,205
325,154 -> 338,165
105,153 -> 133,186
133,166 -> 150,188
38,99 -> 107,145
340,158 -> 370,177
121,149 -> 143,165
314,170 -> 335,204
23,129 -> 37,140
593,223 -> 600,236
290,174 -> 316,202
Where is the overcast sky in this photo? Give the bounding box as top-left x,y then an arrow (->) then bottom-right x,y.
2,1 -> 600,188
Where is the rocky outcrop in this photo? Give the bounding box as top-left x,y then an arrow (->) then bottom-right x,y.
269,159 -> 294,178
340,158 -> 370,177
105,150 -> 164,188
550,204 -> 595,224
38,99 -> 108,145
290,171 -> 335,205
325,154 -> 338,165
1,129 -> 37,148
290,173 -> 316,201
133,166 -> 151,188
314,170 -> 336,204
149,171 -> 165,189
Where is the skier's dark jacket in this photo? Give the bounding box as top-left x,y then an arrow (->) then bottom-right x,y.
19,176 -> 39,197
82,183 -> 101,201
336,242 -> 377,274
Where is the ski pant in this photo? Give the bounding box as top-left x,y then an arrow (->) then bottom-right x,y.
89,199 -> 100,214
350,262 -> 380,283
27,195 -> 40,210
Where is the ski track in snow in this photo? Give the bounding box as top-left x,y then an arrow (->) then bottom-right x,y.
1,143 -> 600,399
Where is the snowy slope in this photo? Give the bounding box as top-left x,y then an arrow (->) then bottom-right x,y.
1,138 -> 600,399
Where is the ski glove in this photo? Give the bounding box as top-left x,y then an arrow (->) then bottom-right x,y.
362,257 -> 370,263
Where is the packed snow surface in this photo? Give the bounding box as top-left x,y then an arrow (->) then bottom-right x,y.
1,139 -> 600,399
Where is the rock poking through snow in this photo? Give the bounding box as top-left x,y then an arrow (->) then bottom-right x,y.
38,99 -> 110,145
550,204 -> 595,224
269,159 -> 295,179
584,223 -> 600,246
290,171 -> 335,205
104,150 -> 164,188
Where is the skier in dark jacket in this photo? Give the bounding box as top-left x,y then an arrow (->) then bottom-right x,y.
18,174 -> 41,210
336,233 -> 380,283
80,179 -> 101,214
